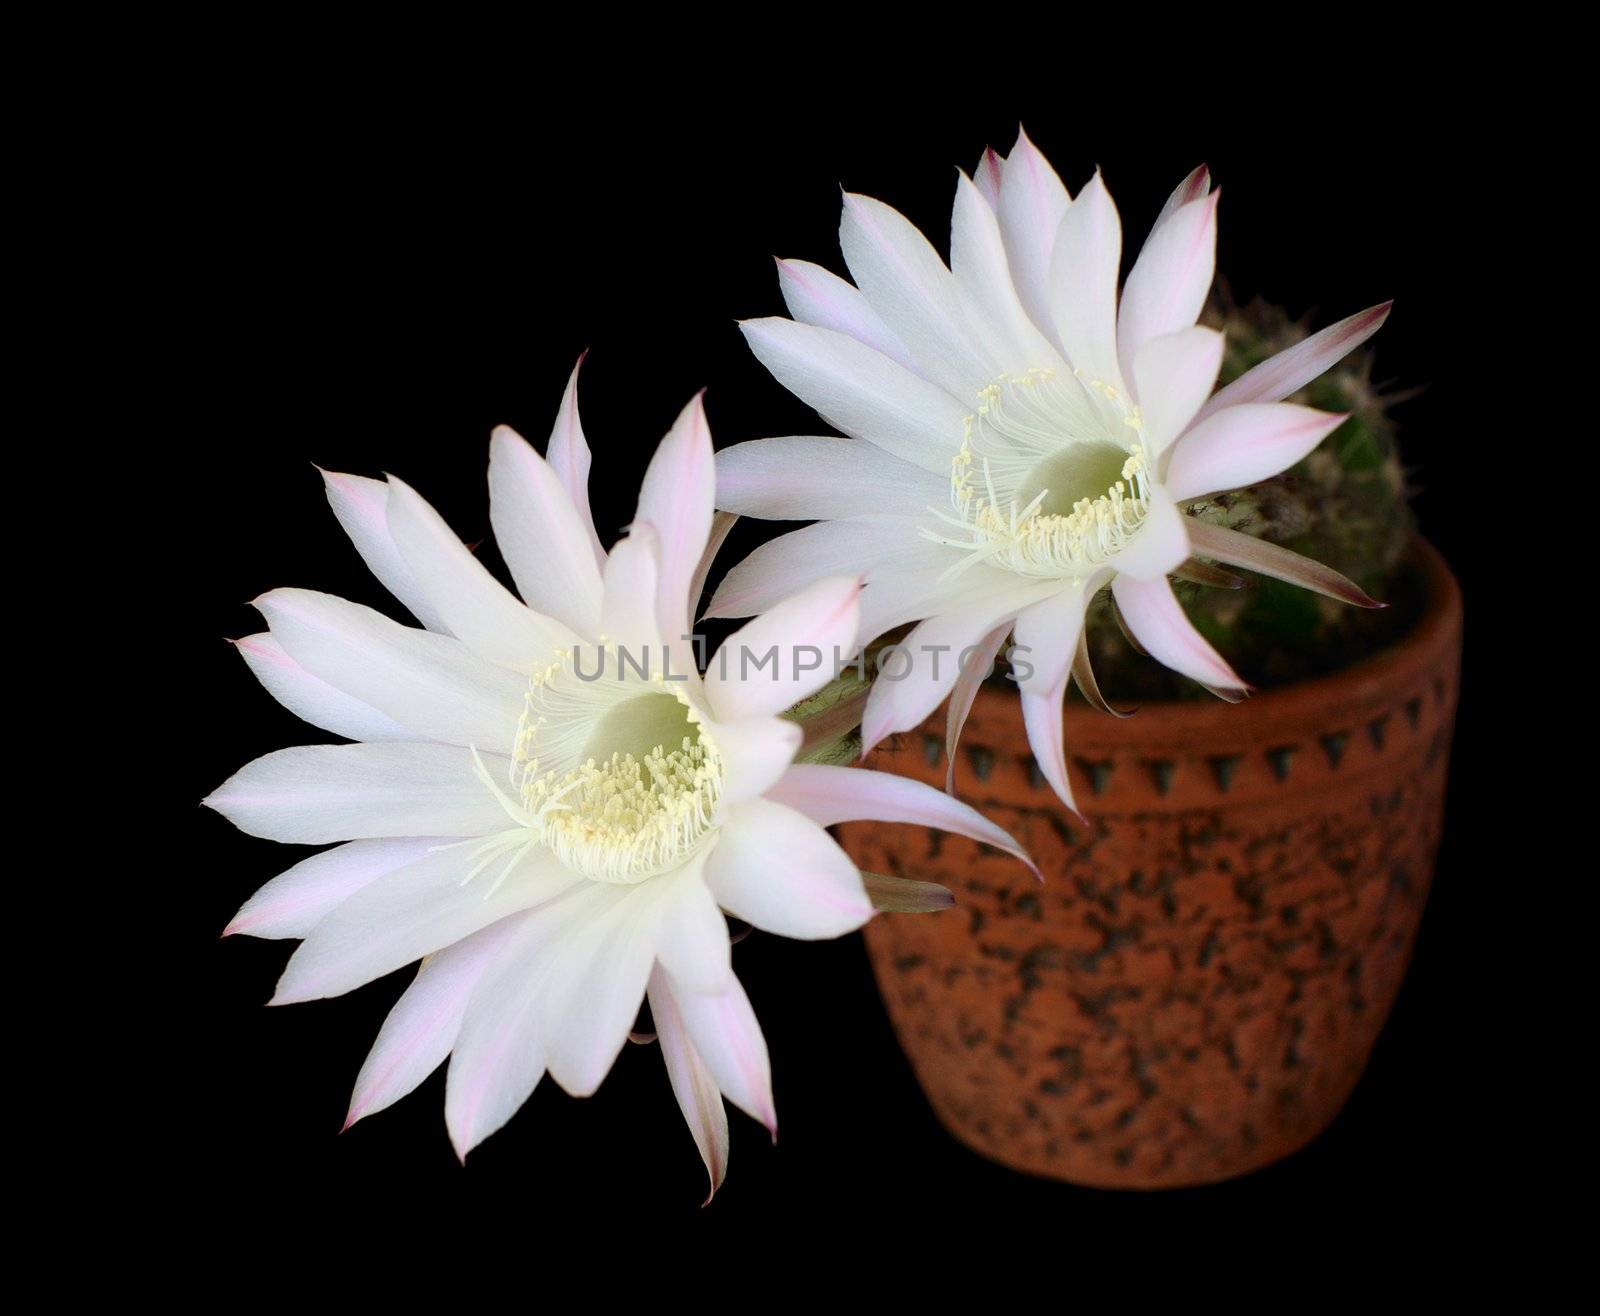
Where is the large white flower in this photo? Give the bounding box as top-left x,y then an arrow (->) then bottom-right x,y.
207,361 -> 1031,1196
712,130 -> 1388,811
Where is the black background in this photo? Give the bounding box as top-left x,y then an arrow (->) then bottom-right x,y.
157,81 -> 1499,1243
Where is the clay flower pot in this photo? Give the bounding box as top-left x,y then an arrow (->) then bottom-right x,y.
835,538 -> 1462,1189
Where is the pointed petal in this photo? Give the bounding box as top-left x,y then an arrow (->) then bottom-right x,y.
859,586 -> 1052,753
443,885 -> 614,1158
973,146 -> 1005,211
599,523 -> 663,654
1133,326 -> 1225,461
204,742 -> 512,843
1164,403 -> 1347,503
225,837 -> 441,939
705,516 -> 930,620
1013,586 -> 1091,813
862,872 -> 956,913
739,318 -> 966,474
706,714 -> 802,805
635,393 -> 716,649
1153,165 -> 1211,230
997,126 -> 1072,337
767,764 -> 1035,877
543,352 -> 606,567
255,588 -> 525,753
689,510 -> 739,623
1048,170 -> 1124,388
945,622 -> 1009,792
1021,677 -> 1078,815
321,470 -> 450,632
840,190 -> 993,396
1071,630 -> 1134,718
704,575 -> 860,722
951,170 -> 1065,370
715,436 -> 946,521
1111,489 -> 1191,581
234,632 -> 413,743
1197,302 -> 1393,422
653,859 -> 731,995
1117,191 -> 1219,378
346,913 -> 528,1127
274,846 -> 580,1004
1185,519 -> 1383,607
385,475 -> 579,671
1171,556 -> 1245,590
1111,573 -> 1247,693
542,883 -> 662,1097
703,799 -> 872,939
775,258 -> 917,374
664,968 -> 775,1135
649,967 -> 729,1203
489,422 -> 604,635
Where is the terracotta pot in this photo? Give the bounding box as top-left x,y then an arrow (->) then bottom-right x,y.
836,539 -> 1462,1189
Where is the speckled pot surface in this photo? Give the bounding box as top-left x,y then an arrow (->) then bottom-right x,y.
836,539 -> 1461,1190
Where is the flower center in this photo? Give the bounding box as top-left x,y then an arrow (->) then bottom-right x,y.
505,647 -> 723,884
923,368 -> 1152,580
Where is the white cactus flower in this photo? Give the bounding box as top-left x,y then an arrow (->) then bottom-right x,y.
713,129 -> 1388,812
208,361 -> 1032,1196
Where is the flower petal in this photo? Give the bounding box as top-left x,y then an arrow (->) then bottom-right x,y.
739,317 -> 966,474
1013,585 -> 1092,813
1152,164 -> 1211,229
859,585 -> 1054,753
944,622 -> 1009,792
1164,403 -> 1347,503
704,798 -> 872,940
635,393 -> 716,650
321,470 -> 451,632
767,763 -> 1035,877
689,510 -> 738,623
1186,519 -> 1383,608
648,967 -> 729,1203
840,190 -> 993,396
542,883 -> 664,1097
1048,170 -> 1124,389
599,523 -> 664,655
652,858 -> 731,995
1110,489 -> 1191,581
996,126 -> 1072,338
225,837 -> 441,939
1117,191 -> 1219,379
1111,573 -> 1247,692
663,967 -> 775,1135
273,845 -> 580,1004
542,352 -> 606,568
706,715 -> 802,805
204,742 -> 512,843
256,588 -> 526,753
973,145 -> 1005,211
345,912 -> 529,1128
705,515 -> 929,620
234,632 -> 413,743
715,435 -> 946,520
443,884 -> 617,1159
1133,327 -> 1225,461
951,170 -> 1065,371
776,258 -> 917,374
385,475 -> 579,672
489,422 -> 604,636
1196,302 -> 1392,422
704,575 -> 861,722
